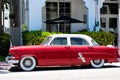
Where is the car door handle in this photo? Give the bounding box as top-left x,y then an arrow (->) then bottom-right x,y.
88,46 -> 93,49
65,46 -> 70,49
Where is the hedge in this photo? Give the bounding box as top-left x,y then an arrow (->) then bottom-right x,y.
23,31 -> 62,45
0,33 -> 11,56
23,31 -> 115,46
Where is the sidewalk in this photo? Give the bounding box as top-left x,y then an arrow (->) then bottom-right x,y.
0,62 -> 12,70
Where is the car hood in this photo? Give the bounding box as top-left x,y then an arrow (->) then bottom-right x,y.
10,45 -> 45,52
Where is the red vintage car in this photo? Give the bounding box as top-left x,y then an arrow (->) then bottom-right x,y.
6,34 -> 120,71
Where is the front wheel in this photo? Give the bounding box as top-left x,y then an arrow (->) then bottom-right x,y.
20,56 -> 36,71
90,59 -> 105,68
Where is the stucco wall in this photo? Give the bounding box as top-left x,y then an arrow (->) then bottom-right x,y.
42,6 -> 46,31
71,0 -> 87,32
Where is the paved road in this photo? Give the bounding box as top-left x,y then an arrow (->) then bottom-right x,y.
0,63 -> 120,80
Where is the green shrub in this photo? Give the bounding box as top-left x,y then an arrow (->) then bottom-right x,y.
23,31 -> 60,45
23,31 -> 115,46
0,33 -> 11,56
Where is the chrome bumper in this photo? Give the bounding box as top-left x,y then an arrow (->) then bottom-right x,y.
6,56 -> 19,64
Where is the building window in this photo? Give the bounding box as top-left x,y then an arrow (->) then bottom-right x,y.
46,2 -> 58,20
109,18 -> 117,29
46,2 -> 71,33
100,3 -> 118,14
100,17 -> 117,33
59,2 -> 71,17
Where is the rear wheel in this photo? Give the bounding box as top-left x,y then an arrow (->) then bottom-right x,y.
20,56 -> 36,71
90,59 -> 105,68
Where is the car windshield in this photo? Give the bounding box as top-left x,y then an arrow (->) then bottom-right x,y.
91,39 -> 99,46
41,36 -> 52,45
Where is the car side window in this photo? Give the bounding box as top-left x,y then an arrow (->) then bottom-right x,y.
70,38 -> 89,45
50,37 -> 67,45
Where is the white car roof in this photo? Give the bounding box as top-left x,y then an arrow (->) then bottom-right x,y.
49,34 -> 92,40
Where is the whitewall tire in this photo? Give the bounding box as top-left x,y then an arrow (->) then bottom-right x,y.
90,59 -> 105,68
20,56 -> 36,71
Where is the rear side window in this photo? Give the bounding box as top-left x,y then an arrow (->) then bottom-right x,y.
50,37 -> 67,45
70,38 -> 89,45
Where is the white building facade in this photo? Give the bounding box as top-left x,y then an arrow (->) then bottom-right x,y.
42,0 -> 118,33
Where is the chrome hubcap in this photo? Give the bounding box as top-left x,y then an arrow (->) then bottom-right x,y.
25,60 -> 32,66
93,60 -> 101,65
23,59 -> 33,67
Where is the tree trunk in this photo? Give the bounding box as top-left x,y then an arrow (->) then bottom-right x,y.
0,0 -> 2,32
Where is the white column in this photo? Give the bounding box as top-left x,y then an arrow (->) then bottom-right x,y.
40,0 -> 46,31
83,0 -> 105,32
118,0 -> 120,54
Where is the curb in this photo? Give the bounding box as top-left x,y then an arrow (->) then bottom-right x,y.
0,62 -> 12,70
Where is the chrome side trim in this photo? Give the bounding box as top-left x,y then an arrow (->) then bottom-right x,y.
78,52 -> 86,63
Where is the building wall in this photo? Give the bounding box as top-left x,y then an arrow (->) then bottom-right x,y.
42,4 -> 46,31
42,0 -> 87,32
42,0 -> 119,33
71,0 -> 87,32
